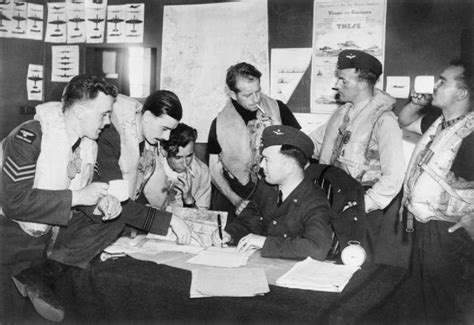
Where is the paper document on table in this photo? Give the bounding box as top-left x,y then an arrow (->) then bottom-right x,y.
142,237 -> 204,254
146,207 -> 228,248
276,257 -> 360,293
186,246 -> 256,267
190,267 -> 269,298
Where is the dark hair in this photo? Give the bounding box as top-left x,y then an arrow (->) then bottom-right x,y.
356,68 -> 379,87
280,144 -> 308,169
161,123 -> 197,157
62,75 -> 118,111
226,62 -> 262,93
143,90 -> 183,121
449,58 -> 473,95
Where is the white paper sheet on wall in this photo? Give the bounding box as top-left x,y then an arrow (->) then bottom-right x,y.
45,2 -> 67,43
51,45 -> 79,82
106,4 -> 127,43
311,0 -> 387,113
385,76 -> 410,98
27,64 -> 43,101
66,0 -> 86,44
124,3 -> 144,43
26,3 -> 44,41
161,1 -> 270,142
270,48 -> 312,104
0,1 -> 14,38
10,1 -> 28,39
85,0 -> 107,43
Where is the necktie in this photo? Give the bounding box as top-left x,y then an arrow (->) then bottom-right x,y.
277,190 -> 283,207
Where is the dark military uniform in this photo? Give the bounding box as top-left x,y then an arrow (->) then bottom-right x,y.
48,124 -> 172,269
1,120 -> 72,266
226,178 -> 333,260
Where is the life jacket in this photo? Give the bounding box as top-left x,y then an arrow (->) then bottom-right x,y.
216,94 -> 281,185
318,89 -> 396,185
404,112 -> 474,223
111,94 -> 157,201
13,102 -> 97,237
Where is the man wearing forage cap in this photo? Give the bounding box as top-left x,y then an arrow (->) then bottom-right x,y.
310,49 -> 406,265
212,125 -> 332,260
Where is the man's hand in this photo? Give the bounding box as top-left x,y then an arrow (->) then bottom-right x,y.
409,89 -> 432,107
72,182 -> 108,206
236,234 -> 266,253
448,214 -> 474,240
211,229 -> 231,247
235,199 -> 250,216
174,169 -> 193,204
170,215 -> 204,246
95,195 -> 122,221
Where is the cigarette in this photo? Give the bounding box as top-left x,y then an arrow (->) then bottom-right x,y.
186,166 -> 195,178
256,104 -> 265,114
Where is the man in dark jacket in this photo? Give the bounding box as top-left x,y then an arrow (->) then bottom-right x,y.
212,125 -> 332,260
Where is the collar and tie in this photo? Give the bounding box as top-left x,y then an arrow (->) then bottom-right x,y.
277,190 -> 283,207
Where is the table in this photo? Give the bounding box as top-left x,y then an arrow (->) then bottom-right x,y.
56,254 -> 418,324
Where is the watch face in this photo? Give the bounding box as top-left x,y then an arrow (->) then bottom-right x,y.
341,244 -> 366,267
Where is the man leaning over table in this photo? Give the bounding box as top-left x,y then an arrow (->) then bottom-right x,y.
212,125 -> 333,260
0,75 -> 118,322
8,90 -> 200,322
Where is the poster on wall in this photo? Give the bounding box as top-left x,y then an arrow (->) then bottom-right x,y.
0,1 -> 14,38
270,48 -> 312,104
10,1 -> 27,39
26,3 -> 44,40
45,2 -> 67,43
124,3 -> 144,43
66,0 -> 86,43
161,1 -> 269,142
51,45 -> 79,82
310,0 -> 387,113
27,64 -> 44,101
85,0 -> 107,43
106,4 -> 126,43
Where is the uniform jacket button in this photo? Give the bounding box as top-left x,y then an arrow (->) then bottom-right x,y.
283,233 -> 287,238
272,220 -> 277,225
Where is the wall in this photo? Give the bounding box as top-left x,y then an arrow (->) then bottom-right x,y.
1,0 -> 472,140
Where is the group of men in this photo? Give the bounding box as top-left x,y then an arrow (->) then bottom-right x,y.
0,49 -> 472,323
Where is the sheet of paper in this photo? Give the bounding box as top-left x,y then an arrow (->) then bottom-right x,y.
45,2 -> 67,43
106,5 -> 126,43
147,207 -> 228,248
311,0 -> 387,113
66,0 -> 86,43
26,3 -> 44,40
142,238 -> 205,254
85,0 -> 107,43
186,247 -> 256,268
385,76 -> 410,98
51,45 -> 79,82
276,257 -> 359,293
161,1 -> 269,142
124,3 -> 144,43
190,268 -> 269,298
414,75 -> 435,94
26,64 -> 43,101
10,0 -> 27,39
294,112 -> 331,135
270,48 -> 312,104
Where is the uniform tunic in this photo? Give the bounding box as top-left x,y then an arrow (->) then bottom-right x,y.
1,120 -> 72,265
226,178 -> 333,260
